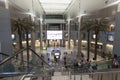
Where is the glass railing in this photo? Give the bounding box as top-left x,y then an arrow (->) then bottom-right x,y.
73,68 -> 120,80
0,47 -> 53,80
61,58 -> 120,76
0,52 -> 9,61
61,63 -> 120,80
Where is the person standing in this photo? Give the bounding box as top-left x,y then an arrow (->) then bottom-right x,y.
91,58 -> 97,70
112,54 -> 119,68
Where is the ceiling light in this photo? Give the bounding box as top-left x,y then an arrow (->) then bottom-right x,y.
39,0 -> 73,14
39,0 -> 72,4
42,4 -> 68,10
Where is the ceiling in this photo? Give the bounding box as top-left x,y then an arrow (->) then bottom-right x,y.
39,0 -> 73,14
8,0 -> 119,19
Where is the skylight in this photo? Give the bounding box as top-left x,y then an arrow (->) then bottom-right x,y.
39,0 -> 72,14
40,0 -> 72,4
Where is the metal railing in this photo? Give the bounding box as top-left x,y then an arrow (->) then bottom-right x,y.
0,47 -> 53,80
61,60 -> 120,80
61,65 -> 120,80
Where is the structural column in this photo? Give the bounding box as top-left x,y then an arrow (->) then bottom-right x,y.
47,40 -> 50,47
113,4 -> 120,56
31,31 -> 35,51
5,0 -> 9,9
67,20 -> 70,49
60,24 -> 62,30
60,24 -> 62,47
77,17 -> 83,58
31,31 -> 36,61
39,19 -> 43,50
30,16 -> 35,51
74,39 -> 76,47
0,8 -> 13,55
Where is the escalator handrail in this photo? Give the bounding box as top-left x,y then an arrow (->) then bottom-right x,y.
0,52 -> 9,57
29,48 -> 50,67
0,47 -> 50,67
0,48 -> 27,65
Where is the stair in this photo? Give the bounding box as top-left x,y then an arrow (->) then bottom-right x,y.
52,71 -> 92,80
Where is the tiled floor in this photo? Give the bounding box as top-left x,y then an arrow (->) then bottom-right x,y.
35,46 -> 104,62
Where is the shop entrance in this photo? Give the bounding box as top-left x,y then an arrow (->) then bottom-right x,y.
49,40 -> 60,47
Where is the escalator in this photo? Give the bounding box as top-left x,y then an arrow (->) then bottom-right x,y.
0,52 -> 9,62
0,47 -> 53,80
1,47 -> 120,80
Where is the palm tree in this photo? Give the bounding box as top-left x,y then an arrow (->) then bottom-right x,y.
21,17 -> 34,68
91,19 -> 108,60
81,20 -> 94,60
11,17 -> 34,70
11,18 -> 25,63
21,17 -> 34,48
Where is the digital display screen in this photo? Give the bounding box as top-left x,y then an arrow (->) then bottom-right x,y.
92,34 -> 96,39
56,56 -> 59,58
55,53 -> 60,56
108,35 -> 114,41
97,45 -> 102,49
47,31 -> 62,39
24,34 -> 31,39
11,34 -> 15,40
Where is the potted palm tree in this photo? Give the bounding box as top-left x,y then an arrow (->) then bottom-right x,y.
81,20 -> 94,60
21,17 -> 34,48
11,18 -> 25,63
21,17 -> 34,69
91,19 -> 108,60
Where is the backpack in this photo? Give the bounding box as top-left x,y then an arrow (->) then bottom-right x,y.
112,58 -> 119,68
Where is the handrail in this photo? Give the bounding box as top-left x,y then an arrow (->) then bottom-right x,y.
29,48 -> 50,66
0,47 -> 50,67
0,52 -> 9,57
0,48 -> 27,65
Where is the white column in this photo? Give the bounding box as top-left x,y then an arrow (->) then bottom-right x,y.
67,20 -> 70,49
39,19 -> 43,49
30,16 -> 35,51
77,17 -> 83,58
60,24 -> 62,30
31,31 -> 35,50
117,2 -> 120,12
31,31 -> 37,62
5,0 -> 9,9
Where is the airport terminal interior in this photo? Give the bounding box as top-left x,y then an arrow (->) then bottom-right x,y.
1,0 -> 120,80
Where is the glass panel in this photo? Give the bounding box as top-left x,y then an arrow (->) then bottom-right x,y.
0,48 -> 52,79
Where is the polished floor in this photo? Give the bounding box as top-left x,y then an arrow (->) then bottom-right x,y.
35,46 -> 104,62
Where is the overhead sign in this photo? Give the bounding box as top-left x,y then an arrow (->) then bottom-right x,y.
47,31 -> 62,40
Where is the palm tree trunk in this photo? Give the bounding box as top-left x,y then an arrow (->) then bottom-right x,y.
18,28 -> 23,64
26,31 -> 29,70
94,29 -> 98,60
87,30 -> 90,60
